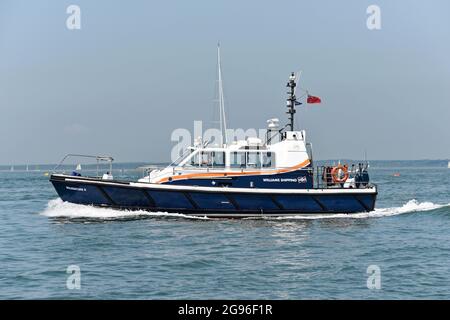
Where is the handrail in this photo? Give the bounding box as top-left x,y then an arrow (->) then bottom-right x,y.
314,165 -> 373,189
52,154 -> 114,176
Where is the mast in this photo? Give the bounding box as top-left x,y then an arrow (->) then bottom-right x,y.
286,72 -> 300,131
217,43 -> 228,146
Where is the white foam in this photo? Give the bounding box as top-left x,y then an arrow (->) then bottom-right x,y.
271,199 -> 449,220
41,198 -> 448,221
41,198 -> 209,220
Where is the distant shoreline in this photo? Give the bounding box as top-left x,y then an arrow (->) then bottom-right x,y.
1,159 -> 449,172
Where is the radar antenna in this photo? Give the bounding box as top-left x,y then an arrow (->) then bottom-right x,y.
286,72 -> 301,131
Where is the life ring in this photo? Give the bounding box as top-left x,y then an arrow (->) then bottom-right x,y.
331,165 -> 349,183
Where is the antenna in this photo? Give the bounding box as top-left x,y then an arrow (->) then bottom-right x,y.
217,43 -> 228,146
294,71 -> 302,95
364,149 -> 369,168
286,72 -> 301,131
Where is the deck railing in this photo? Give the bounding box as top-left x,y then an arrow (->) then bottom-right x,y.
52,154 -> 114,177
143,163 -> 373,189
311,164 -> 372,189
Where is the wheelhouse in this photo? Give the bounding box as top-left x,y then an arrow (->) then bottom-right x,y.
178,148 -> 276,170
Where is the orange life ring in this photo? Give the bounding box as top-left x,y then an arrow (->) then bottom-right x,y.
331,165 -> 349,183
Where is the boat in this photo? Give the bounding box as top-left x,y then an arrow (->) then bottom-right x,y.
49,47 -> 377,218
448,161 -> 450,169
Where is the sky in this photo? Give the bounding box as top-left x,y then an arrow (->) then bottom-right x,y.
0,0 -> 449,164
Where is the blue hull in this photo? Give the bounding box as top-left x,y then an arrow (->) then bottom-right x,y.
50,174 -> 377,217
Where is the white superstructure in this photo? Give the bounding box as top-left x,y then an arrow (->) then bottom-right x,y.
139,129 -> 311,184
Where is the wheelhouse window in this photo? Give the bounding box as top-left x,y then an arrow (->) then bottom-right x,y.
246,152 -> 261,168
230,152 -> 246,168
212,151 -> 225,167
189,151 -> 200,167
262,152 -> 273,168
230,151 -> 274,169
199,151 -> 225,168
184,150 -> 225,168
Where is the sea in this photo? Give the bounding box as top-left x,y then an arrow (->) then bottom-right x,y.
0,160 -> 449,299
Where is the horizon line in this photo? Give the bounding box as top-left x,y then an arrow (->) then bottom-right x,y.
1,158 -> 449,167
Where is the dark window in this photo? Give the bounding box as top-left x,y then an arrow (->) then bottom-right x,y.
246,152 -> 261,168
262,152 -> 274,168
199,151 -> 225,168
230,152 -> 246,168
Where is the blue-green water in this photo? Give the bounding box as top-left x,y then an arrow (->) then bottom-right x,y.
0,161 -> 449,299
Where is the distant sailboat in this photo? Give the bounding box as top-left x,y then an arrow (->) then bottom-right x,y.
76,164 -> 82,171
448,161 -> 450,169
26,165 -> 29,172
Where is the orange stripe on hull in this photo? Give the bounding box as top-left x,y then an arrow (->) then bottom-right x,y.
156,159 -> 311,184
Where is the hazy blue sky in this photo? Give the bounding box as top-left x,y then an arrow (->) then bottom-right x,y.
1,0 -> 449,164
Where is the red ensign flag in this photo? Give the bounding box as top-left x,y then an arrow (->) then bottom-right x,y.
307,95 -> 321,104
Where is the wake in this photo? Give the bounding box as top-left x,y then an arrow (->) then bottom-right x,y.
40,198 -> 449,221
41,198 -> 209,220
272,199 -> 449,220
